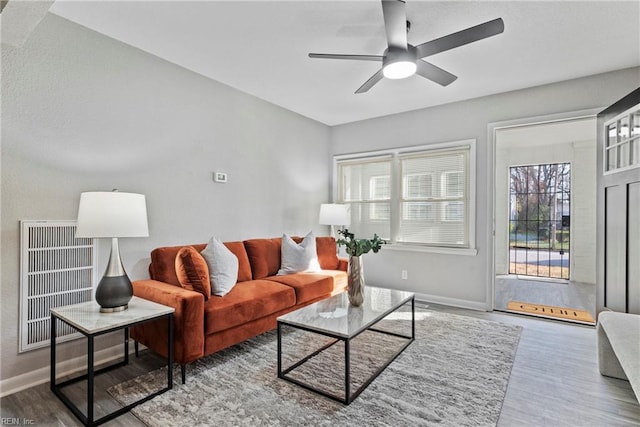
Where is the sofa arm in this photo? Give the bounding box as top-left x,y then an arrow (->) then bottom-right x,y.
338,257 -> 348,271
131,280 -> 205,365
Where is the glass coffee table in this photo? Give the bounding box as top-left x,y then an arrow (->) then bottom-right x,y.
277,286 -> 414,404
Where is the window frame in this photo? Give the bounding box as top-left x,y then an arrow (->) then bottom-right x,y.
333,140 -> 477,256
603,104 -> 640,175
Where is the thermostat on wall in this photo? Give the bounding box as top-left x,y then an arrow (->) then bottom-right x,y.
213,172 -> 227,183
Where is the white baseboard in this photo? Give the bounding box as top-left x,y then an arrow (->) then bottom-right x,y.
414,292 -> 489,312
0,344 -> 142,398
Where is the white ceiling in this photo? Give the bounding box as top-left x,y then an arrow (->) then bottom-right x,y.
48,0 -> 640,126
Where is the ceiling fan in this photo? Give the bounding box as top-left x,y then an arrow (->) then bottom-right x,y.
309,0 -> 504,94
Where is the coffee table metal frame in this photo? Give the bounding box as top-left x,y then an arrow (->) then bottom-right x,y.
277,290 -> 415,404
50,297 -> 174,426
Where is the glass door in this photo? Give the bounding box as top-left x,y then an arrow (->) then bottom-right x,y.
509,163 -> 570,280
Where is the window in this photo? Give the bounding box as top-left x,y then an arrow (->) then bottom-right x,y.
337,156 -> 391,239
369,175 -> 390,220
443,202 -> 464,221
335,140 -> 475,250
442,171 -> 464,197
604,104 -> 640,174
402,173 -> 433,221
404,173 -> 433,199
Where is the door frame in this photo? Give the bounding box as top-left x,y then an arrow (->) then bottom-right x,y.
486,108 -> 602,311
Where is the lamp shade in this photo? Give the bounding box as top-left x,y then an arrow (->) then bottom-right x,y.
75,191 -> 149,238
319,204 -> 350,226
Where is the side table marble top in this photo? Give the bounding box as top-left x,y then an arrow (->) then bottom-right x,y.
50,296 -> 174,335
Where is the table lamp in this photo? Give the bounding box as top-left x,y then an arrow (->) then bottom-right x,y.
319,203 -> 350,238
75,191 -> 149,312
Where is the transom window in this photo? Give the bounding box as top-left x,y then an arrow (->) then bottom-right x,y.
335,140 -> 475,249
604,104 -> 640,174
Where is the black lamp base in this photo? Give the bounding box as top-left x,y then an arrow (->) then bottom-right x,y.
95,274 -> 133,313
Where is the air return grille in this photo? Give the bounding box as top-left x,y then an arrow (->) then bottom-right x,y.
19,220 -> 98,352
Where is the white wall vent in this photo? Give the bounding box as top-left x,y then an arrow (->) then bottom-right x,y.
19,220 -> 98,352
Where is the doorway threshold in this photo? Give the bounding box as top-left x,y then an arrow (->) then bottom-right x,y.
516,275 -> 569,285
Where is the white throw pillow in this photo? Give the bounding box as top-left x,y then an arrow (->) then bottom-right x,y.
201,237 -> 239,296
278,232 -> 322,275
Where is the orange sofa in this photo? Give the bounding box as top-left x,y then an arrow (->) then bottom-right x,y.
130,236 -> 347,383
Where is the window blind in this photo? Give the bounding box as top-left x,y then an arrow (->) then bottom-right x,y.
398,149 -> 469,246
337,156 -> 391,240
336,143 -> 472,249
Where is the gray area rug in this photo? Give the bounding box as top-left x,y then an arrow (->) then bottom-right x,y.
109,309 -> 522,426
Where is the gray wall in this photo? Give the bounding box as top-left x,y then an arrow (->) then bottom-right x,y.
1,14 -> 331,383
330,67 -> 640,308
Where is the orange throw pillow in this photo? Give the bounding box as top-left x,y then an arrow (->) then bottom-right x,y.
175,246 -> 211,300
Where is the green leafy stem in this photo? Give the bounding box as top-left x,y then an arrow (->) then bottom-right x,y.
337,228 -> 387,257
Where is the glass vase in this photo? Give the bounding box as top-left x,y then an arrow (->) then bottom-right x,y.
347,255 -> 365,307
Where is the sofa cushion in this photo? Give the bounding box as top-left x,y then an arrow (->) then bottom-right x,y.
202,237 -> 239,296
224,241 -> 253,282
266,272 -> 340,305
204,280 -> 296,334
244,238 -> 283,279
244,236 -> 340,279
150,241 -> 252,285
319,269 -> 349,294
278,232 -> 321,275
316,236 -> 340,270
175,247 -> 211,300
152,244 -> 207,286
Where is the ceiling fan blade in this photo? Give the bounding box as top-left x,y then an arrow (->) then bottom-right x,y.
308,53 -> 383,62
355,69 -> 385,94
415,18 -> 504,59
416,60 -> 457,87
382,0 -> 408,50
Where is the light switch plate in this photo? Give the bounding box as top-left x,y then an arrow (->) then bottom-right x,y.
213,172 -> 227,183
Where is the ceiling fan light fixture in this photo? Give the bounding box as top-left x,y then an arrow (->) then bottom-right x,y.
382,47 -> 417,79
383,60 -> 416,79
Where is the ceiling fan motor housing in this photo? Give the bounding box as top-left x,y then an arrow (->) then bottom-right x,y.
383,46 -> 417,79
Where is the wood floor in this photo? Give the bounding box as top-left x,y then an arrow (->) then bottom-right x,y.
1,304 -> 638,426
430,304 -> 640,427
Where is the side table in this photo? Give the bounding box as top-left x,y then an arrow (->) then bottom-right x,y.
50,296 -> 174,426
